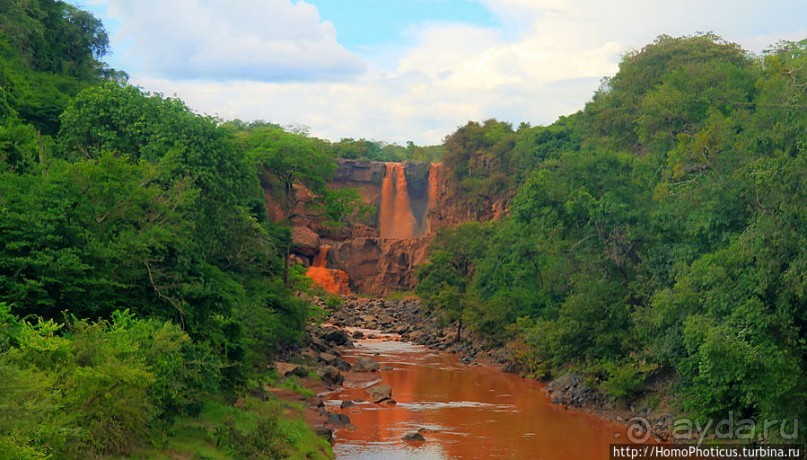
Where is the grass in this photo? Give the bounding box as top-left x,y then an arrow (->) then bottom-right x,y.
280,376 -> 316,398
132,393 -> 333,460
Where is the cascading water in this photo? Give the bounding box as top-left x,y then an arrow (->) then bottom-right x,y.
304,161 -> 443,294
306,245 -> 351,295
379,163 -> 418,239
312,244 -> 330,267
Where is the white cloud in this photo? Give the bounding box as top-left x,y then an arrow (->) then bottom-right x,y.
106,0 -> 366,81
106,0 -> 807,144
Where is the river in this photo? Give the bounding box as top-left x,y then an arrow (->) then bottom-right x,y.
325,330 -> 626,459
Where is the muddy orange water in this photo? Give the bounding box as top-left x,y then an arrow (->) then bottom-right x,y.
379,163 -> 418,239
326,331 -> 627,459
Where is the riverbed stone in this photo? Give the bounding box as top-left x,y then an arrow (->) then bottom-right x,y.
319,352 -> 337,365
322,329 -> 352,347
315,426 -> 333,442
403,432 -> 425,442
334,358 -> 352,371
309,336 -> 328,352
318,366 -> 344,387
326,413 -> 351,427
366,384 -> 392,403
353,357 -> 380,372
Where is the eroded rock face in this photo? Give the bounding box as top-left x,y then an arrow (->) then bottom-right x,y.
263,159 -> 506,295
292,226 -> 320,258
326,237 -> 432,295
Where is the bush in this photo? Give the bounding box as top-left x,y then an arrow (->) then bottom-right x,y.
600,361 -> 646,403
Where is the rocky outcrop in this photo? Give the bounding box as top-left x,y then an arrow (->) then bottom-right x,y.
546,374 -> 605,408
263,159 -> 508,295
292,226 -> 321,258
328,237 -> 432,294
427,162 -> 511,228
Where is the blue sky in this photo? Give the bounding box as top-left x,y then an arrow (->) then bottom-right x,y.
313,0 -> 498,50
84,0 -> 499,72
78,0 -> 807,144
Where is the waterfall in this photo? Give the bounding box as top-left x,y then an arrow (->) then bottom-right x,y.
306,244 -> 351,295
312,245 -> 330,267
379,163 -> 417,239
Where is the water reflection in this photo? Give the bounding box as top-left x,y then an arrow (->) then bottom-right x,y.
329,333 -> 627,459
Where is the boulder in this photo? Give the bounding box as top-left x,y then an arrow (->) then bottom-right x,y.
291,226 -> 320,258
309,336 -> 328,352
322,329 -> 352,346
326,413 -> 351,427
273,361 -> 299,377
403,432 -> 425,442
340,400 -> 356,409
289,366 -> 310,379
318,352 -> 337,365
352,357 -> 380,372
315,426 -> 334,442
318,366 -> 344,387
334,358 -> 352,371
366,384 -> 392,403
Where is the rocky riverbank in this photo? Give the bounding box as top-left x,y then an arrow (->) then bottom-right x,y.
271,296 -> 674,446
328,296 -> 512,364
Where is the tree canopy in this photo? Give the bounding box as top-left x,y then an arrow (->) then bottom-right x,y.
417,34 -> 807,437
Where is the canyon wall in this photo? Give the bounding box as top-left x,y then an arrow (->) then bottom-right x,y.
272,159 -> 504,296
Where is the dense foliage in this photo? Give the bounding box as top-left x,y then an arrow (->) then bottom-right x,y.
417,34 -> 807,438
0,5 -> 336,457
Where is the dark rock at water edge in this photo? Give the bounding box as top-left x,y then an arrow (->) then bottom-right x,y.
326,413 -> 352,427
315,426 -> 334,442
318,366 -> 344,387
322,329 -> 353,347
403,432 -> 425,442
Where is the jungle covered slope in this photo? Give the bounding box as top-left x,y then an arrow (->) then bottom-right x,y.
0,2 -> 335,458
416,34 -> 807,439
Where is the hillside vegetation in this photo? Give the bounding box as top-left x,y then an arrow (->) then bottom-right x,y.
0,1 -> 336,458
417,34 -> 807,437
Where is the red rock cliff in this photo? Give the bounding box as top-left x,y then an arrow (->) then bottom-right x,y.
267,159 -> 504,296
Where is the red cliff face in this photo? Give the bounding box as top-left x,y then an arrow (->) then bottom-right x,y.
305,245 -> 352,296
265,159 -> 505,296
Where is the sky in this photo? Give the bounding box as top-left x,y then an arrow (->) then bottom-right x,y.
78,0 -> 807,145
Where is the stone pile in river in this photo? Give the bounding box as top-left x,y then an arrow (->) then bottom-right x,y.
328,297 -> 509,365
